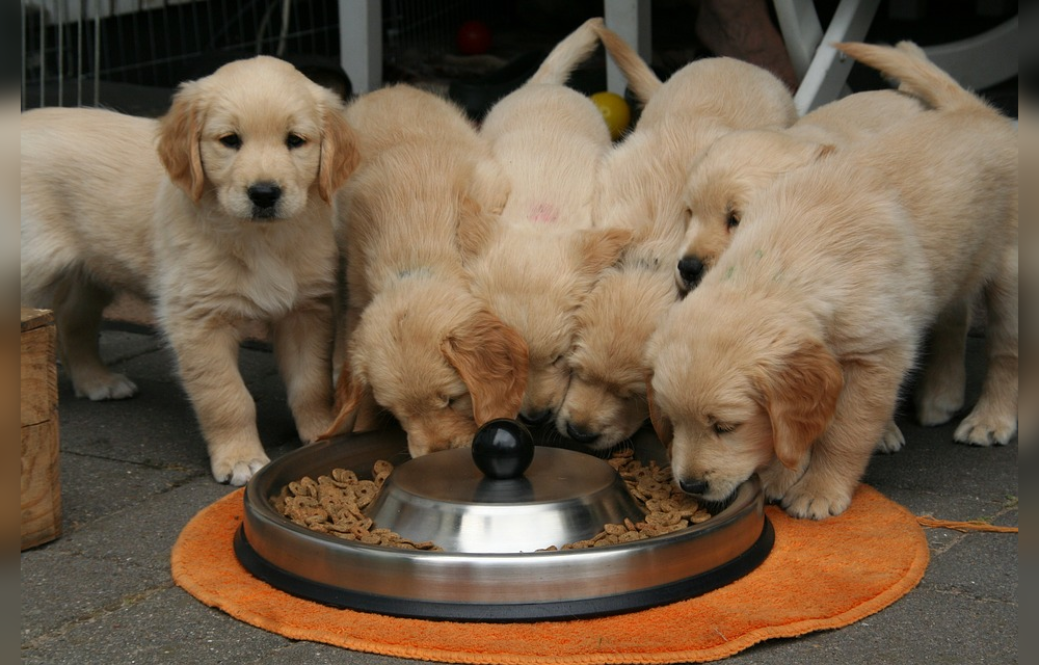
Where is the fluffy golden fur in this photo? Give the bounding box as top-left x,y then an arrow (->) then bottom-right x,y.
463,18 -> 630,425
20,56 -> 359,484
647,41 -> 1018,519
557,24 -> 797,449
326,84 -> 528,457
675,90 -> 925,454
676,90 -> 925,292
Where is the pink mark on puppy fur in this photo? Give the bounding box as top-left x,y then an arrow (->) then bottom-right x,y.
528,202 -> 559,224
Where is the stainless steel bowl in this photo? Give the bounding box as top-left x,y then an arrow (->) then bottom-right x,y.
236,426 -> 773,621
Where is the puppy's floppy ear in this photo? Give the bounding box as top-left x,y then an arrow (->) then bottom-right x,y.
754,338 -> 843,469
575,227 -> 634,276
317,361 -> 368,440
157,80 -> 205,202
645,370 -> 674,454
442,310 -> 529,425
318,100 -> 362,203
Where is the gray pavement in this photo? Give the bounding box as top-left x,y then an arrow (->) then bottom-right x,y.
21,325 -> 1018,665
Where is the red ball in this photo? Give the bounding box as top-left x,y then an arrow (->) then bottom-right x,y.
456,20 -> 492,55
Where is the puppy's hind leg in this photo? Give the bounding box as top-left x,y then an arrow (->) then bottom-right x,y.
53,275 -> 139,400
273,300 -> 335,444
914,297 -> 969,427
955,247 -> 1019,446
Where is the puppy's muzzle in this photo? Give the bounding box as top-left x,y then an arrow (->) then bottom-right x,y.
247,181 -> 282,218
521,409 -> 554,427
678,477 -> 709,496
565,422 -> 601,445
677,255 -> 706,292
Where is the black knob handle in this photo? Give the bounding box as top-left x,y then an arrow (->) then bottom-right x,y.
471,418 -> 535,479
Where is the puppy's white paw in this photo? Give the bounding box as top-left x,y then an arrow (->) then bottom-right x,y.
916,391 -> 964,427
74,373 -> 139,401
210,453 -> 271,486
954,410 -> 1017,447
781,482 -> 853,520
874,420 -> 905,454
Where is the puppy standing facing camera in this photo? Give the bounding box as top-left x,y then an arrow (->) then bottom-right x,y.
21,56 -> 360,485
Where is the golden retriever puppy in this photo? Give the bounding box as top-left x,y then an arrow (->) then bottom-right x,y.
676,90 -> 925,292
462,18 -> 630,426
555,25 -> 797,449
674,90 -> 926,454
647,41 -> 1017,519
325,84 -> 528,457
20,56 -> 360,485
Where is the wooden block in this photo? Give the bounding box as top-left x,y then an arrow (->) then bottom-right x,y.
20,307 -> 61,550
21,308 -> 57,428
21,421 -> 62,550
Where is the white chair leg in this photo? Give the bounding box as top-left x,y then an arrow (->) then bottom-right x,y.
789,0 -> 882,115
339,0 -> 382,94
604,0 -> 654,96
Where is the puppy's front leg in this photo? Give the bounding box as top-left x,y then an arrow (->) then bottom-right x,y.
781,356 -> 907,519
273,300 -> 335,443
166,318 -> 268,485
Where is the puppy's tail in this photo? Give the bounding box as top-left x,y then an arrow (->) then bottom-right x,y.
833,41 -> 992,114
592,21 -> 662,103
528,17 -> 605,86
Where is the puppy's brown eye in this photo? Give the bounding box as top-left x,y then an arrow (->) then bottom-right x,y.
726,211 -> 740,229
219,134 -> 242,149
286,134 -> 306,149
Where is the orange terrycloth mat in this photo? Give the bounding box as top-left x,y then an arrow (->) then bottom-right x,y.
172,484 -> 928,665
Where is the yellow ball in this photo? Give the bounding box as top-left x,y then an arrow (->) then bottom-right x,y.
590,91 -> 631,141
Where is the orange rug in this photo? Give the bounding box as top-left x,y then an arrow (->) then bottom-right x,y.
172,484 -> 928,664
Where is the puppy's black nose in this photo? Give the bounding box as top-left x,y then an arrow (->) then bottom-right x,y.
679,478 -> 709,495
565,422 -> 601,445
247,182 -> 282,209
677,256 -> 705,290
520,409 -> 553,426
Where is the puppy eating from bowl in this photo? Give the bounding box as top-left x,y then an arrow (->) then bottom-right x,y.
647,42 -> 1017,519
20,56 -> 359,485
556,23 -> 797,451
324,84 -> 529,458
462,18 -> 631,428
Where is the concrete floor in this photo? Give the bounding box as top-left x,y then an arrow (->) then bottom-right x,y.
20,326 -> 1017,664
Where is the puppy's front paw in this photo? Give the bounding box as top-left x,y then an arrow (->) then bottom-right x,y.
210,452 -> 271,486
74,372 -> 139,401
759,461 -> 804,502
954,409 -> 1017,447
874,420 -> 905,454
781,477 -> 854,520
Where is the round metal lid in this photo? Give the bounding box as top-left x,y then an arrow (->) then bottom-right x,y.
365,445 -> 646,552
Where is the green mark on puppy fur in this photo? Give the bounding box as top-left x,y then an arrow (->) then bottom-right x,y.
723,266 -> 736,281
755,249 -> 765,260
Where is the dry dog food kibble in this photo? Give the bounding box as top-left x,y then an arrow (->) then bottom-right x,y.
272,461 -> 443,551
273,450 -> 712,551
541,449 -> 712,550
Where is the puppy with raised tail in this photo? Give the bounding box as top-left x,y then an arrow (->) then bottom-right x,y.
556,23 -> 797,450
325,84 -> 529,457
462,18 -> 631,427
21,56 -> 360,484
647,41 -> 1017,519
674,89 -> 926,454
